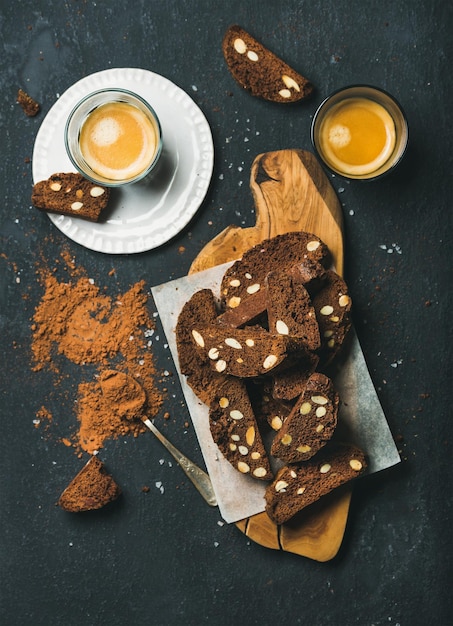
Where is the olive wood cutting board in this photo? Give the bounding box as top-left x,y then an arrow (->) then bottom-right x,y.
189,148 -> 350,561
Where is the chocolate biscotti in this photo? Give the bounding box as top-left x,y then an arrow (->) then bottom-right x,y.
176,288 -> 227,405
312,270 -> 352,363
222,25 -> 313,103
32,172 -> 110,222
190,323 -> 288,378
58,456 -> 121,512
270,373 -> 339,463
266,269 -> 320,351
264,443 -> 367,525
209,378 -> 273,480
220,231 -> 330,310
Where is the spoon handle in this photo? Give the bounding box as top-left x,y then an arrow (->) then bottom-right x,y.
143,419 -> 217,507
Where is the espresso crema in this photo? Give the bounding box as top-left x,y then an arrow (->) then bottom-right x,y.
79,101 -> 158,181
317,97 -> 396,176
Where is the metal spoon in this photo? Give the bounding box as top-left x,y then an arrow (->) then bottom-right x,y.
143,418 -> 217,507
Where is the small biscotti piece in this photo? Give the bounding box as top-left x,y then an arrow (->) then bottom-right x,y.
58,456 -> 121,512
264,443 -> 367,525
222,25 -> 313,103
190,323 -> 287,378
221,232 -> 330,310
210,378 -> 273,480
312,270 -> 352,363
266,270 -> 320,351
17,88 -> 40,116
176,289 -> 227,405
32,172 -> 110,222
270,373 -> 339,462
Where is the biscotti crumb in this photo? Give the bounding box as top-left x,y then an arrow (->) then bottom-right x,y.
17,88 -> 40,116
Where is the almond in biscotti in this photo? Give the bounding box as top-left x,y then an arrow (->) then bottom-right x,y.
222,25 -> 313,103
209,378 -> 273,480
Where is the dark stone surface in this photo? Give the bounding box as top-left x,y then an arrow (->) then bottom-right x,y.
1,1 -> 451,625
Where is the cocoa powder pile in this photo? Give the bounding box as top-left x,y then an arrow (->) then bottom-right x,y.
31,251 -> 164,455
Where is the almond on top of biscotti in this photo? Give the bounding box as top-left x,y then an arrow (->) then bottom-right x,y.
222,25 -> 313,103
209,377 -> 273,480
264,443 -> 367,525
32,172 -> 110,222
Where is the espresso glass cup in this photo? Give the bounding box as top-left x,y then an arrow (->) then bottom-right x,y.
65,88 -> 162,187
311,85 -> 408,181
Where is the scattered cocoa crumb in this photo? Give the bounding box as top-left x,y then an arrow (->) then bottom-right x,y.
17,88 -> 40,117
419,393 -> 430,400
424,300 -> 432,307
141,486 -> 150,493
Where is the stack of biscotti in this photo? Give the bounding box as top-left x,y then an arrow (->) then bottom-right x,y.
175,231 -> 366,524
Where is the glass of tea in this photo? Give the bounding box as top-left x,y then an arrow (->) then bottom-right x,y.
311,85 -> 408,181
65,88 -> 162,186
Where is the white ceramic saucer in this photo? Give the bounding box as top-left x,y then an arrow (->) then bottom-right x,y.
32,68 -> 214,254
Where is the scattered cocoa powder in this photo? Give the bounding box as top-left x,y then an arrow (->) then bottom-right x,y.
31,252 -> 164,454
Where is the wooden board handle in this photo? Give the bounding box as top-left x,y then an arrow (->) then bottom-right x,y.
190,149 -> 344,275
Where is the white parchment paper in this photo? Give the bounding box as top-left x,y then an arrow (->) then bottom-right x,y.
152,263 -> 400,523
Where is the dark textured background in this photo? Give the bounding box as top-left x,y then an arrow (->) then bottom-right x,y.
1,1 -> 452,625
